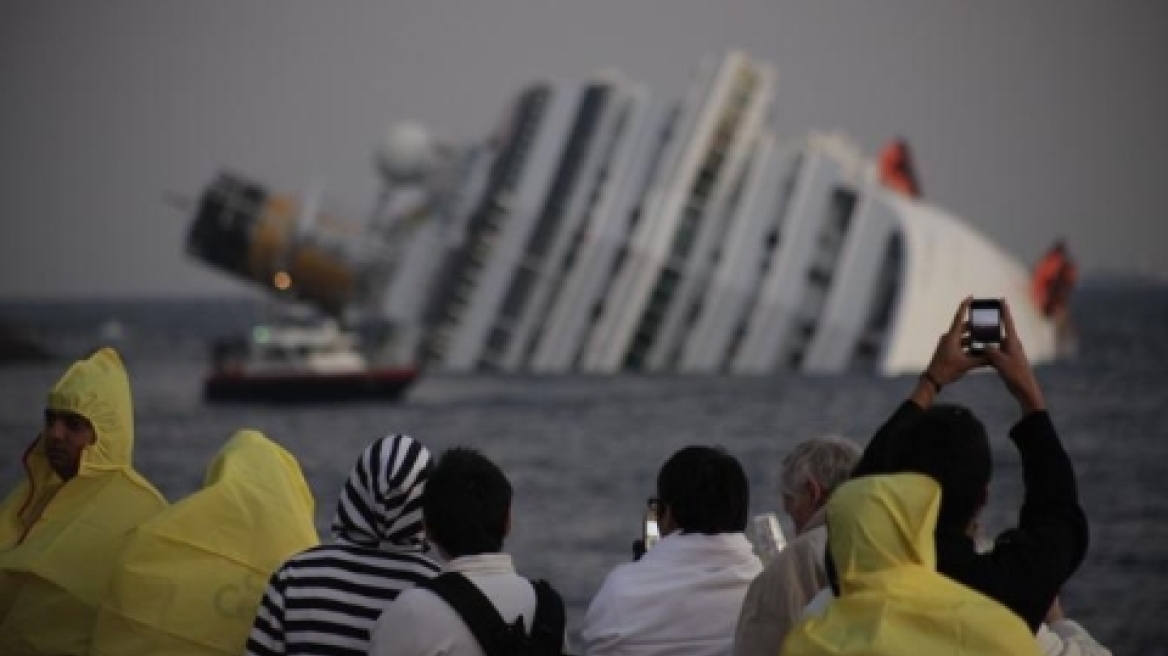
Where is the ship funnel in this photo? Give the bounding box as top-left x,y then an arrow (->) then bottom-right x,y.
184,172 -> 368,315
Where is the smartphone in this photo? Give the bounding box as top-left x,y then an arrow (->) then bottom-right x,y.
968,298 -> 1003,355
643,498 -> 661,551
749,512 -> 788,564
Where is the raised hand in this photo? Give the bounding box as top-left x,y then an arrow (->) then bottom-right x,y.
925,297 -> 988,386
985,298 -> 1046,414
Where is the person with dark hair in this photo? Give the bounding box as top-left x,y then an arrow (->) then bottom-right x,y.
420,447 -> 512,557
848,297 -> 1089,633
0,347 -> 168,655
246,434 -> 441,656
657,446 -> 751,534
890,404 -> 993,531
582,446 -> 761,656
369,447 -> 565,656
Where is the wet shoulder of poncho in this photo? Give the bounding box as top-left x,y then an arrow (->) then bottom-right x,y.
90,429 -> 319,656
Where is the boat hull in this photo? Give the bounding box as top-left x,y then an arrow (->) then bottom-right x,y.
203,369 -> 418,404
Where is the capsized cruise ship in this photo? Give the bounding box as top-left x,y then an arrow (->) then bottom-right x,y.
184,51 -> 1057,376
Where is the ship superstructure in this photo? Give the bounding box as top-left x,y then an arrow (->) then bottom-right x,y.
184,51 -> 1056,376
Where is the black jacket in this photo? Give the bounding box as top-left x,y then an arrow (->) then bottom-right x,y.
851,401 -> 1090,632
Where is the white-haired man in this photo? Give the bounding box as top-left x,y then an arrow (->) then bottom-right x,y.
732,436 -> 860,656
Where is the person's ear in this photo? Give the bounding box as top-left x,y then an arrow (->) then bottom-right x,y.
423,521 -> 450,561
660,503 -> 679,535
807,478 -> 825,507
504,506 -> 512,538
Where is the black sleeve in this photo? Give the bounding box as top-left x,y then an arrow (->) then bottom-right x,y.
985,411 -> 1090,631
852,400 -> 924,478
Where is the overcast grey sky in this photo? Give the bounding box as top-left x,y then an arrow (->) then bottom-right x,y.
2,1 -> 1165,299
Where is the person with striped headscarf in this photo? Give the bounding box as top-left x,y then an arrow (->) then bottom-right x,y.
246,434 -> 442,656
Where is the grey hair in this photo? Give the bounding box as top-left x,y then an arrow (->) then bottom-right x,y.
778,435 -> 861,498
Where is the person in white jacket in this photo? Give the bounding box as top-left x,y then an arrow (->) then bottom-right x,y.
369,447 -> 565,656
733,436 -> 860,656
581,446 -> 762,656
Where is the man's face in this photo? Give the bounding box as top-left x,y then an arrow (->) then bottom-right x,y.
781,479 -> 822,536
43,409 -> 95,480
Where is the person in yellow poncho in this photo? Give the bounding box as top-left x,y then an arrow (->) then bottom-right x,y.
90,429 -> 320,656
780,473 -> 1043,656
0,347 -> 169,656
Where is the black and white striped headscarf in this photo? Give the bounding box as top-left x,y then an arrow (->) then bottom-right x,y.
331,434 -> 431,549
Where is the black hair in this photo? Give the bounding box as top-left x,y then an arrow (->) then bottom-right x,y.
423,447 -> 512,558
889,404 -> 992,531
657,445 -> 749,534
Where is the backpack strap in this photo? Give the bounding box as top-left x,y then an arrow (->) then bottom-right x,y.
420,572 -> 516,656
421,573 -> 567,656
528,579 -> 566,656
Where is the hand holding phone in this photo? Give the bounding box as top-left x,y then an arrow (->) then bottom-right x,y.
919,298 -> 987,398
981,299 -> 1046,414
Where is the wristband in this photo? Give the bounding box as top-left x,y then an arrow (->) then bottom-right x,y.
921,371 -> 942,394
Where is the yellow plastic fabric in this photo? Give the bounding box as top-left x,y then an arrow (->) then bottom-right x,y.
781,474 -> 1042,656
90,429 -> 320,656
0,347 -> 168,656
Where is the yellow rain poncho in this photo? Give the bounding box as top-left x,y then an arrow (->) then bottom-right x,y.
781,474 -> 1042,656
0,347 -> 168,656
90,429 -> 319,656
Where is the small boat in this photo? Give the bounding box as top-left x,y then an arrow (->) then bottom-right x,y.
203,319 -> 418,404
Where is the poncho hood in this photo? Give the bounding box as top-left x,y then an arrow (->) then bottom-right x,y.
780,474 -> 1042,656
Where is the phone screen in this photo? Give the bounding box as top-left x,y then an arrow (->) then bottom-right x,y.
970,308 -> 1000,330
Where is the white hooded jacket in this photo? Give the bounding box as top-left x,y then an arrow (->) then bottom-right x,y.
582,532 -> 761,656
